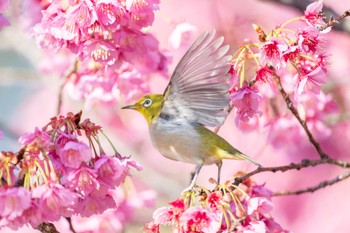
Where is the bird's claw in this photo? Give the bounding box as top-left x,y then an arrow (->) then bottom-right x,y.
181,184 -> 197,196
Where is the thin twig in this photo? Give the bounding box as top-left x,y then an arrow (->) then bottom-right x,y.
234,158 -> 350,186
272,72 -> 329,159
273,169 -> 350,196
57,79 -> 66,116
320,9 -> 350,31
66,217 -> 76,233
57,60 -> 79,115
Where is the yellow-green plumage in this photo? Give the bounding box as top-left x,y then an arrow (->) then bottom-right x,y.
195,125 -> 260,165
122,30 -> 260,189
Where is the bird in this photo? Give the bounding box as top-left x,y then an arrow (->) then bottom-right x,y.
122,30 -> 260,191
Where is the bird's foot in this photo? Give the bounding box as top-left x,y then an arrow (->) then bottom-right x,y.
181,184 -> 197,196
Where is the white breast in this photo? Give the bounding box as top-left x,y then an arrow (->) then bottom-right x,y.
149,117 -> 202,164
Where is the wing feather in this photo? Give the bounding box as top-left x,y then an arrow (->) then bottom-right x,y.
162,30 -> 232,127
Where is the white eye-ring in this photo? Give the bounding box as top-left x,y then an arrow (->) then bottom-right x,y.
143,98 -> 152,107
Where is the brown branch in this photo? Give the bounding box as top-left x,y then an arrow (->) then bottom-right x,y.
273,169 -> 350,196
66,217 -> 76,233
320,9 -> 350,31
36,222 -> 59,233
272,73 -> 329,159
234,158 -> 350,186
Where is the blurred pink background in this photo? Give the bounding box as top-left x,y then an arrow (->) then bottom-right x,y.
1,0 -> 350,232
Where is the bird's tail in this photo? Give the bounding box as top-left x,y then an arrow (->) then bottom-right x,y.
235,151 -> 261,166
219,147 -> 261,166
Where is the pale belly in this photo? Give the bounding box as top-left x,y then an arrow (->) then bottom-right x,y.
149,119 -> 219,165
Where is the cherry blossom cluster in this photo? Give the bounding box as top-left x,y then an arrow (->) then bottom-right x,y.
0,112 -> 142,230
31,0 -> 170,106
144,174 -> 287,233
144,175 -> 288,233
229,0 -> 338,140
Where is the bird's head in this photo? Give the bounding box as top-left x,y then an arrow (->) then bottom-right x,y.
122,94 -> 164,125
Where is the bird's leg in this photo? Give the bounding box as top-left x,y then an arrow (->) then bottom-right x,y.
216,160 -> 222,184
182,162 -> 203,195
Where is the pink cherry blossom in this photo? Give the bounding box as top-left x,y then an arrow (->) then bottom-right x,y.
207,191 -> 223,212
58,141 -> 93,168
18,127 -> 52,148
144,221 -> 160,233
297,26 -> 324,54
231,82 -> 263,124
32,183 -> 79,221
79,39 -> 119,65
250,183 -> 273,198
65,166 -> 100,195
0,187 -> 31,220
247,197 -> 273,215
94,154 -> 127,187
9,202 -> 43,229
239,220 -> 267,233
75,193 -> 116,217
296,66 -> 327,95
259,38 -> 287,70
50,0 -> 97,41
180,206 -> 220,233
304,0 -> 329,31
0,130 -> 3,140
281,45 -> 300,62
148,172 -> 288,232
30,0 -> 168,106
153,199 -> 186,224
95,0 -> 125,26
0,112 -> 145,231
127,0 -> 156,28
255,66 -> 274,83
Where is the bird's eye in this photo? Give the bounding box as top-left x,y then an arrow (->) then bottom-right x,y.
143,98 -> 152,107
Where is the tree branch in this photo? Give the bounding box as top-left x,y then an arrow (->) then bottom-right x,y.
36,222 -> 59,233
273,169 -> 350,196
66,217 -> 76,233
320,9 -> 350,31
272,72 -> 329,159
234,158 -> 350,186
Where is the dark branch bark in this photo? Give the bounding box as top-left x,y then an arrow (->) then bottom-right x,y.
274,169 -> 350,196
66,217 -> 76,233
320,9 -> 350,31
272,73 -> 329,159
234,158 -> 350,186
36,222 -> 59,233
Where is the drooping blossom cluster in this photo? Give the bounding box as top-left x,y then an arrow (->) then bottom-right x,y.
229,0 -> 338,141
0,112 -> 144,230
144,175 -> 288,233
30,0 -> 170,106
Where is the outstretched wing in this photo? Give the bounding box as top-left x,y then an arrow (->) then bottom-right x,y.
161,30 -> 231,127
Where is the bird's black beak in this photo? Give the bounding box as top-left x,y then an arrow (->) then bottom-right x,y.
122,104 -> 137,110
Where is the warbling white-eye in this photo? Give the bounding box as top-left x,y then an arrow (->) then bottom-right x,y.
123,30 -> 260,190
